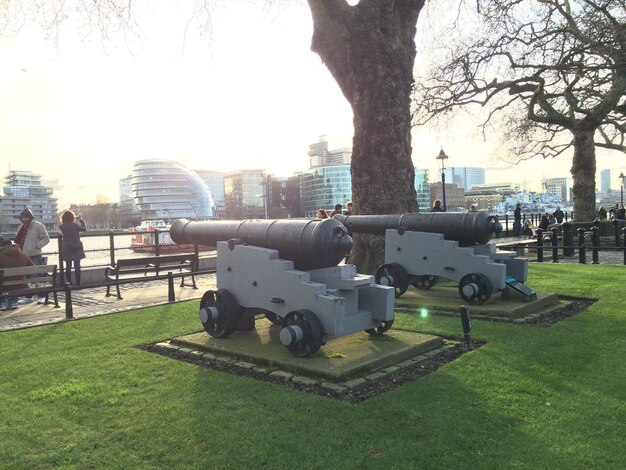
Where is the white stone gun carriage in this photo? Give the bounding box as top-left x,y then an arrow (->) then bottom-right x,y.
170,218 -> 395,357
334,212 -> 532,305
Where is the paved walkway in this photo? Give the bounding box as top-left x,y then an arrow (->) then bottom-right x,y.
0,274 -> 217,332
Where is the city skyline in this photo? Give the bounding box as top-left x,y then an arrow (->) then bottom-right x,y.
1,2 -> 623,209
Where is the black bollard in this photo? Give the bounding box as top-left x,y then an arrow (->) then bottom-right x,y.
460,305 -> 472,350
64,282 -> 73,319
591,226 -> 600,264
562,221 -> 574,257
167,272 -> 175,302
536,228 -> 544,262
551,226 -> 559,263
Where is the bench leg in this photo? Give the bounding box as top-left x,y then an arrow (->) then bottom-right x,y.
116,283 -> 122,300
106,283 -> 112,297
191,274 -> 197,289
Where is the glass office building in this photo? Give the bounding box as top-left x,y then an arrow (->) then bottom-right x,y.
131,160 -> 216,221
299,165 -> 352,215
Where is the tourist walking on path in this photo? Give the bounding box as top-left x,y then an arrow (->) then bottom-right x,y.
513,203 -> 522,237
0,238 -> 34,311
14,208 -> 50,304
59,210 -> 87,286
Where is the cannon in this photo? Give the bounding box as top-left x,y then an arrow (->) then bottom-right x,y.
334,212 -> 532,305
171,218 -> 395,357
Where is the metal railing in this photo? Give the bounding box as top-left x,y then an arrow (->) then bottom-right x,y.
503,226 -> 626,265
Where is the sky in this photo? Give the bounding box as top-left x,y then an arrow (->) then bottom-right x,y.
0,1 -> 622,209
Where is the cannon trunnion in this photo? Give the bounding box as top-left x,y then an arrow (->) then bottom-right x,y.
172,218 -> 395,357
334,212 -> 530,305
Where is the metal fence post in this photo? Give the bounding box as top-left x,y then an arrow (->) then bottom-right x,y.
551,226 -> 559,263
109,230 -> 116,267
154,229 -> 161,257
57,234 -> 64,287
504,214 -> 509,237
614,220 -> 621,247
578,227 -> 586,264
591,226 -> 600,264
536,228 -> 544,262
623,227 -> 626,265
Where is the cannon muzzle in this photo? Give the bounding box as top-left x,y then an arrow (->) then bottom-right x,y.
171,218 -> 353,270
333,212 -> 502,246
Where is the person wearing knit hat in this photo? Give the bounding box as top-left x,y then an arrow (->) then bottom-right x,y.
14,208 -> 50,304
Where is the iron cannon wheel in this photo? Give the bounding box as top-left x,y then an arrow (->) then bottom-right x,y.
375,263 -> 410,298
365,319 -> 394,336
411,275 -> 439,290
458,273 -> 492,305
199,288 -> 241,338
282,309 -> 323,357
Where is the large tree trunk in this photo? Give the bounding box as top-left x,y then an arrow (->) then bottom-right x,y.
307,0 -> 423,273
570,130 -> 597,222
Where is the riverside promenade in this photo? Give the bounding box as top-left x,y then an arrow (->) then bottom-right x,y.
2,236 -> 622,332
0,274 -> 217,332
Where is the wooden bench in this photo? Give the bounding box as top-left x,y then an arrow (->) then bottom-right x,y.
105,254 -> 198,299
0,265 -> 60,308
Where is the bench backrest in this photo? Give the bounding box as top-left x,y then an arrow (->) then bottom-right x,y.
115,254 -> 196,269
0,265 -> 57,289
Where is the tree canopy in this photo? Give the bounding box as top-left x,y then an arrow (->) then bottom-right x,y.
414,0 -> 626,221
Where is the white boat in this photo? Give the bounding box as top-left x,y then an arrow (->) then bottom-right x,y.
129,220 -> 192,254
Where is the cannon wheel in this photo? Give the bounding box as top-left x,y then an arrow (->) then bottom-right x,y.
199,288 -> 241,338
458,273 -> 492,305
411,275 -> 439,290
264,312 -> 283,325
375,263 -> 410,298
282,309 -> 323,357
365,319 -> 394,336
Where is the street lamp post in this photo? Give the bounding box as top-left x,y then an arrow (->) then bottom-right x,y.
619,172 -> 625,207
436,148 -> 449,212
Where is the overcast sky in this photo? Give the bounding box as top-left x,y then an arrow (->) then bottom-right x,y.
0,1 -> 621,209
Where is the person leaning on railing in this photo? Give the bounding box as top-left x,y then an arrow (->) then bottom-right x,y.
59,210 -> 87,286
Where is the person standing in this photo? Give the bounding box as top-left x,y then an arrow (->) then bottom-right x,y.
430,199 -> 444,212
553,206 -> 564,224
329,203 -> 343,218
513,203 -> 522,237
345,201 -> 353,215
0,238 -> 34,311
14,208 -> 50,304
59,210 -> 87,286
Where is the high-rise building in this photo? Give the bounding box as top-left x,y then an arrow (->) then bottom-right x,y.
429,182 -> 465,210
0,170 -> 58,232
131,160 -> 216,222
444,167 -> 486,191
223,169 -> 267,219
543,177 -> 573,204
414,169 -> 430,212
195,170 -> 226,217
268,175 -> 302,219
118,175 -> 141,227
307,136 -> 352,169
600,169 -> 611,194
299,165 -> 352,216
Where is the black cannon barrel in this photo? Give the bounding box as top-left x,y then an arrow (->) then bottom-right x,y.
333,212 -> 502,246
170,218 -> 353,270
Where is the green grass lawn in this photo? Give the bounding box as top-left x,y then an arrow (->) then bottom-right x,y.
1,264 -> 625,469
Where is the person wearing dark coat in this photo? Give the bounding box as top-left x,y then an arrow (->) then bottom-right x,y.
59,210 -> 87,286
0,238 -> 34,310
430,199 -> 445,212
539,214 -> 550,231
553,206 -> 565,224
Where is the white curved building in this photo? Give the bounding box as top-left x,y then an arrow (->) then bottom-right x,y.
131,160 -> 216,221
